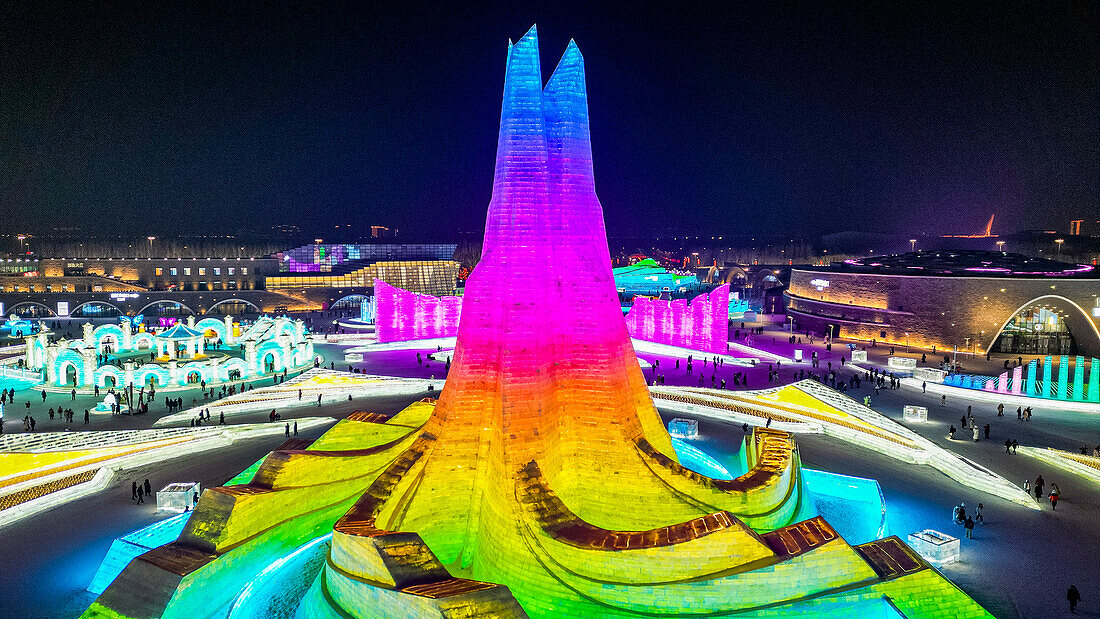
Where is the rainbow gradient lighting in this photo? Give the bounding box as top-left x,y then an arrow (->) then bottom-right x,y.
84,27 -> 990,619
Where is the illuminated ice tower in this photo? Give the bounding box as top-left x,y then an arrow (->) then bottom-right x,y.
419,25 -> 678,538
85,26 -> 990,619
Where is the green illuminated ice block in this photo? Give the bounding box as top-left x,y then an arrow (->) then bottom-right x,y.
1057,355 -> 1069,399
1042,356 -> 1053,397
1090,358 -> 1100,402
1073,356 -> 1085,400
1026,359 -> 1038,396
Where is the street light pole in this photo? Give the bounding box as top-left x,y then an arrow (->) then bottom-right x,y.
147,236 -> 156,257
909,239 -> 916,252
1055,238 -> 1064,256
996,240 -> 1005,253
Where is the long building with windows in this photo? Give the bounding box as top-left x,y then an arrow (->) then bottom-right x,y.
0,257 -> 277,292
266,243 -> 459,297
786,251 -> 1100,356
0,243 -> 460,317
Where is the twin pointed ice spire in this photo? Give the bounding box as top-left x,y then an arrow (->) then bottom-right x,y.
485,25 -> 598,256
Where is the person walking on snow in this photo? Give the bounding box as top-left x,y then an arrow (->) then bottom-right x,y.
1067,585 -> 1081,614
963,516 -> 974,539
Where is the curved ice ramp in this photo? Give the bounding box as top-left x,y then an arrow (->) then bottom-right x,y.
652,379 -> 1038,510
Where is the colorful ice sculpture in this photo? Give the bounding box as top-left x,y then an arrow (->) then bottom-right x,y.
948,357 -> 1100,404
84,26 -> 989,619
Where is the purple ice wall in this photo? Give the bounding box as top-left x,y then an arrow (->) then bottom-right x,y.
624,285 -> 730,354
374,280 -> 461,343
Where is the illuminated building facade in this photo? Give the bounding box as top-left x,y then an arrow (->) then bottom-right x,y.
86,27 -> 989,619
275,243 -> 455,273
266,243 -> 460,296
787,251 -> 1100,356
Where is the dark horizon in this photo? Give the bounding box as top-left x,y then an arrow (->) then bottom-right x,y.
2,3 -> 1096,238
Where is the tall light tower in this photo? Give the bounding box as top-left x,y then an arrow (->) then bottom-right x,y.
1055,238 -> 1064,256
147,236 -> 156,257
996,240 -> 1005,253
909,239 -> 917,252
17,234 -> 26,254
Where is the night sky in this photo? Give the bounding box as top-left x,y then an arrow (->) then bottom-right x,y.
1,3 -> 1096,239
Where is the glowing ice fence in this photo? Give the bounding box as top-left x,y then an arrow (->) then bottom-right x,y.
373,279 -> 461,343
374,277 -> 734,355
947,355 -> 1100,403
